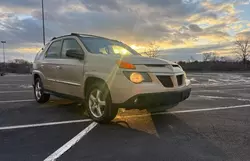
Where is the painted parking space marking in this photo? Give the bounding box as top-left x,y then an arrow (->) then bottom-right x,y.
44,122 -> 98,161
0,84 -> 24,86
0,99 -> 35,104
188,95 -> 250,102
0,90 -> 32,94
0,119 -> 92,131
192,87 -> 250,92
117,104 -> 250,119
0,80 -> 29,82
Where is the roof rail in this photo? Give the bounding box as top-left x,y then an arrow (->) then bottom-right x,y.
71,33 -> 80,36
51,37 -> 57,40
71,33 -> 112,39
50,33 -> 119,42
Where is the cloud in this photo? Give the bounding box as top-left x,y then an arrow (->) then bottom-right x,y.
188,11 -> 218,23
189,24 -> 203,32
158,42 -> 233,61
236,30 -> 250,38
198,31 -> 231,43
0,0 -> 249,62
79,0 -> 123,12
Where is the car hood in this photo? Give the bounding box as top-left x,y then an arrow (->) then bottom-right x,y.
120,55 -> 176,65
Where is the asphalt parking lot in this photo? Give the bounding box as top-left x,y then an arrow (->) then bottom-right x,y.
1,73 -> 250,161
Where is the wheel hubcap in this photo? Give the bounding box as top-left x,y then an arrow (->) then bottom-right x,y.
88,89 -> 106,118
35,82 -> 42,100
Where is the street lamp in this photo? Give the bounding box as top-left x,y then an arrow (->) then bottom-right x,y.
1,41 -> 6,72
1,41 -> 6,73
42,0 -> 45,45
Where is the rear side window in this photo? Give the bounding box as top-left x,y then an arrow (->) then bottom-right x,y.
61,39 -> 83,58
46,40 -> 62,58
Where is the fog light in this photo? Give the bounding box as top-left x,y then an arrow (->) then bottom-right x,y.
186,79 -> 191,85
130,72 -> 144,83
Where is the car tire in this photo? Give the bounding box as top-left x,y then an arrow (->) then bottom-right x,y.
34,78 -> 50,103
86,82 -> 118,123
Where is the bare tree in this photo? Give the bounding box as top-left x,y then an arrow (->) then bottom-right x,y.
202,52 -> 212,61
211,53 -> 218,62
234,37 -> 250,67
188,56 -> 196,62
144,42 -> 160,58
202,52 -> 217,62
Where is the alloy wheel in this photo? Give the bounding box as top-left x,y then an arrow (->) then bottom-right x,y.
88,89 -> 106,118
35,81 -> 42,100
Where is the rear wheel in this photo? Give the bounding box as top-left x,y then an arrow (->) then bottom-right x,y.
86,82 -> 118,123
34,78 -> 50,103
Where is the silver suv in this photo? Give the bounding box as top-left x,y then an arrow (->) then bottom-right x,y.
32,33 -> 191,123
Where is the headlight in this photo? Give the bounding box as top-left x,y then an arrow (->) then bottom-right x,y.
130,72 -> 144,83
123,72 -> 152,83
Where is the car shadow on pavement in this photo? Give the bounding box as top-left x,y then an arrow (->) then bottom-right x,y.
48,100 -> 86,116
151,114 -> 228,161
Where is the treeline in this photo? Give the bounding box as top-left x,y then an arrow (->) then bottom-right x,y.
179,60 -> 250,72
1,59 -> 250,74
0,59 -> 32,74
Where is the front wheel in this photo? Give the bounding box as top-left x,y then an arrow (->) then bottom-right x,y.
34,78 -> 50,103
86,83 -> 118,123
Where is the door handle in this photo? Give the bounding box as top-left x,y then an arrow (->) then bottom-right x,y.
56,66 -> 61,69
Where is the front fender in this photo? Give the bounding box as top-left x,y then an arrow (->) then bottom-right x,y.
32,70 -> 46,86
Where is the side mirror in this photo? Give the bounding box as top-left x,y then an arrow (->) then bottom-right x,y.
66,49 -> 84,60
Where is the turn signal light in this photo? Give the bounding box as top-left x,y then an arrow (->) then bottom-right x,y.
116,60 -> 136,69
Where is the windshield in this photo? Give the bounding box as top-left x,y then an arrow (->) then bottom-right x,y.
80,37 -> 139,56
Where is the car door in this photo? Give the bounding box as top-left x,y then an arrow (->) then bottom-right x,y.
41,39 -> 62,92
55,38 -> 84,98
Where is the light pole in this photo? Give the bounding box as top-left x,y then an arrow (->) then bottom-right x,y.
1,41 -> 6,73
42,0 -> 45,45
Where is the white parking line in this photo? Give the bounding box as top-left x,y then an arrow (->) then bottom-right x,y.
0,90 -> 32,94
2,74 -> 30,77
44,122 -> 98,161
192,83 -> 250,87
0,84 -> 23,86
0,119 -> 92,131
188,95 -> 250,102
119,104 -> 250,119
0,99 -> 35,104
192,88 -> 250,92
0,80 -> 28,82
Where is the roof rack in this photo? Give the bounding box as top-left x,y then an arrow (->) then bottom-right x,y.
71,33 -> 107,39
50,33 -> 120,42
72,33 -> 121,43
51,37 -> 57,40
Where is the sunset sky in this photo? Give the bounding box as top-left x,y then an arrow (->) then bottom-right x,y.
0,0 -> 250,62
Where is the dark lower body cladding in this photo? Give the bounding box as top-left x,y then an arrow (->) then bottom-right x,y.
114,88 -> 191,110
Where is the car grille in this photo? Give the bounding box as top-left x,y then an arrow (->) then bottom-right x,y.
157,75 -> 184,87
172,64 -> 179,68
145,64 -> 166,67
177,75 -> 183,86
156,76 -> 174,87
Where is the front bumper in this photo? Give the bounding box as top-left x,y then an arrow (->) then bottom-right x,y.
113,88 -> 191,109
